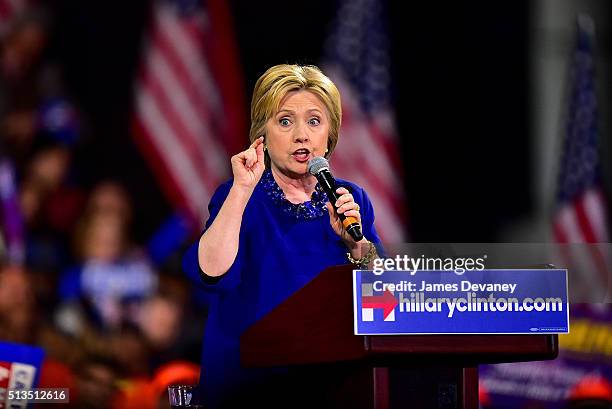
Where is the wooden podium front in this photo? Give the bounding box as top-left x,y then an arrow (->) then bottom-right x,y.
241,265 -> 558,409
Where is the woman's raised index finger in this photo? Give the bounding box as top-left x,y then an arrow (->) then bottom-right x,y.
249,136 -> 264,149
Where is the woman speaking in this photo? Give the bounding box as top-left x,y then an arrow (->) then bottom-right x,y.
183,64 -> 382,407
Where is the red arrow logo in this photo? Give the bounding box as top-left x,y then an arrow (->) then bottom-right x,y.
362,290 -> 398,320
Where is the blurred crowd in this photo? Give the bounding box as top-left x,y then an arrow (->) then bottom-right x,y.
0,3 -> 204,408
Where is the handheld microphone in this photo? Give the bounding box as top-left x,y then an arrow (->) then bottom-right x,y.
308,157 -> 363,242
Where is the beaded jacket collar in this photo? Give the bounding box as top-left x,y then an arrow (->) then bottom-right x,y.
260,170 -> 328,220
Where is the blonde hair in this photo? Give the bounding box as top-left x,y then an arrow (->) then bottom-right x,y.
248,64 -> 342,166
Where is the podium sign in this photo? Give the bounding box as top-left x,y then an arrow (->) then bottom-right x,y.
243,265 -> 559,409
353,269 -> 569,335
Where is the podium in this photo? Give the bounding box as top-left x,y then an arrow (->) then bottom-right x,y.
241,265 -> 558,409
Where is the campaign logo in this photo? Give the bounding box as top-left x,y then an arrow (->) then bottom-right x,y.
361,283 -> 398,322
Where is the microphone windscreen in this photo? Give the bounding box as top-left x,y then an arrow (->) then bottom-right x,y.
307,156 -> 329,175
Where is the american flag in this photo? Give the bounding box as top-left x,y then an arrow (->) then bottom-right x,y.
553,16 -> 610,299
323,0 -> 407,243
133,0 -> 246,227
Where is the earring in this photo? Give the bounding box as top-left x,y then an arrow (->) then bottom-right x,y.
325,148 -> 329,153
264,145 -> 267,151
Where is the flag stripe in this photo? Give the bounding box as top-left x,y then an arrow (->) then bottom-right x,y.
331,150 -> 404,242
368,120 -> 404,177
575,196 -> 599,243
136,84 -> 210,204
555,207 -> 610,297
583,189 -> 609,242
332,152 -> 404,231
332,73 -> 404,195
330,100 -> 407,241
141,47 -> 226,187
136,85 -> 210,220
334,74 -> 405,175
553,18 -> 610,301
554,216 -> 606,297
332,121 -> 406,225
556,206 -> 586,242
323,1 -> 408,243
151,18 -> 216,126
338,120 -> 402,197
553,219 -> 569,244
155,6 -> 223,116
138,67 -> 218,198
202,0 -> 248,156
133,119 -> 192,218
134,1 -> 244,228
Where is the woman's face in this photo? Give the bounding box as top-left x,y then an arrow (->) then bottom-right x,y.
265,90 -> 329,178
